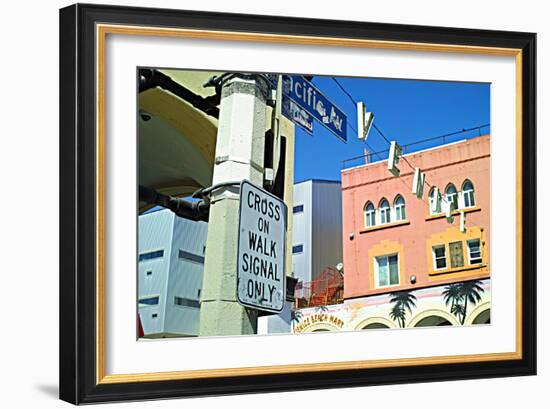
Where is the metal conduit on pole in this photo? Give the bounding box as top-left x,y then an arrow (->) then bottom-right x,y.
138,185 -> 210,222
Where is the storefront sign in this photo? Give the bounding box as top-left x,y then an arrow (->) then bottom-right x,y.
293,314 -> 345,333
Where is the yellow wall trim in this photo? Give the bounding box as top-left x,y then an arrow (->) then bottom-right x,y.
368,240 -> 406,289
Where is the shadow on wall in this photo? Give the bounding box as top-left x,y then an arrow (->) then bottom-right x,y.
34,384 -> 58,399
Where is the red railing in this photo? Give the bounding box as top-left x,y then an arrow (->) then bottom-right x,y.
294,266 -> 344,308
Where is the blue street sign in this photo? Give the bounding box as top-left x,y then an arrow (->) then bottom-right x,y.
265,74 -> 347,142
282,97 -> 313,135
282,75 -> 347,142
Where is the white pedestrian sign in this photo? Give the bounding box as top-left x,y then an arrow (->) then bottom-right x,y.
237,181 -> 287,313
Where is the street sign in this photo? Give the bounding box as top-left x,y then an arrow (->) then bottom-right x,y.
282,97 -> 313,135
266,74 -> 347,141
282,75 -> 347,142
237,180 -> 287,313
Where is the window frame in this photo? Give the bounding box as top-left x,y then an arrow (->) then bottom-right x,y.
138,249 -> 164,262
178,249 -> 205,264
449,240 -> 465,268
467,238 -> 483,265
139,295 -> 160,307
292,204 -> 304,214
174,296 -> 201,309
432,244 -> 447,271
364,201 -> 376,227
445,183 -> 458,211
379,198 -> 391,225
462,180 -> 476,208
394,195 -> 406,221
374,253 -> 400,288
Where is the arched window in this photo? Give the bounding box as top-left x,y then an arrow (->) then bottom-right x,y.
429,187 -> 441,214
379,198 -> 391,224
394,195 -> 406,221
445,184 -> 458,211
364,201 -> 376,227
462,180 -> 475,208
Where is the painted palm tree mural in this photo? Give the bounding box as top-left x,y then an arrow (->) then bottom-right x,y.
291,309 -> 303,325
442,283 -> 463,321
442,280 -> 485,325
315,305 -> 329,313
290,309 -> 303,332
389,291 -> 417,328
389,303 -> 406,328
458,280 -> 485,324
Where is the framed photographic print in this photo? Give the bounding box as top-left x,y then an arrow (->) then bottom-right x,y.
59,3 -> 536,404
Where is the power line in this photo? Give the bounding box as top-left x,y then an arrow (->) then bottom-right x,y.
331,76 -> 491,193
342,124 -> 489,168
332,77 -> 357,106
335,77 -> 393,165
346,121 -> 384,162
331,76 -> 486,222
365,141 -> 384,161
332,77 -> 393,146
372,123 -> 392,145
334,77 -> 412,166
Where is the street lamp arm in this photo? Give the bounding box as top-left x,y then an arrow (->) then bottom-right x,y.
139,185 -> 209,222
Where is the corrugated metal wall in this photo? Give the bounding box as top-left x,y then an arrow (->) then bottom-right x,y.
165,216 -> 208,336
138,209 -> 208,337
311,181 -> 343,281
292,180 -> 343,284
138,210 -> 175,335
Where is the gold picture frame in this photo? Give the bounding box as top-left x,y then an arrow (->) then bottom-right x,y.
60,3 -> 536,404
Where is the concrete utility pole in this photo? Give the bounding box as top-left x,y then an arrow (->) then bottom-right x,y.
199,74 -> 270,336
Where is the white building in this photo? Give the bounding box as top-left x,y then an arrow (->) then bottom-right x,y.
138,209 -> 208,338
291,179 -> 343,284
258,179 -> 343,335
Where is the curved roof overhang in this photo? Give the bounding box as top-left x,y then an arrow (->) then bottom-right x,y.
138,70 -> 219,213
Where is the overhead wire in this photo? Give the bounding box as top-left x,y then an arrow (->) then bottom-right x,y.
331,76 -> 485,221
334,78 -> 432,186
346,121 -> 385,162
333,77 -> 437,197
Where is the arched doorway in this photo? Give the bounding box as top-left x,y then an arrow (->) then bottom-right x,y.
465,302 -> 491,325
363,322 -> 390,329
472,309 -> 490,324
414,315 -> 452,327
408,310 -> 459,328
355,317 -> 396,330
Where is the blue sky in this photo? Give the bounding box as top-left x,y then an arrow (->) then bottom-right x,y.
293,76 -> 490,183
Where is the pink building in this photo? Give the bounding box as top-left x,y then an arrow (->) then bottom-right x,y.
341,135 -> 490,300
